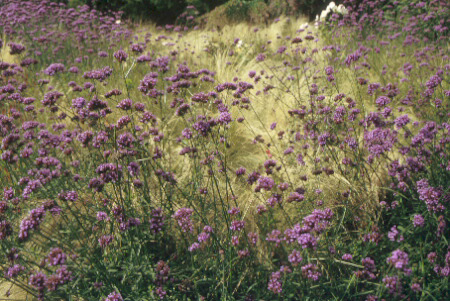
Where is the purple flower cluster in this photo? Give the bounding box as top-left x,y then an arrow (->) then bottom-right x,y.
8,42 -> 25,55
44,63 -> 65,76
83,66 -> 113,82
4,264 -> 24,279
301,263 -> 321,281
19,206 -> 46,240
46,248 -> 67,266
267,271 -> 282,294
387,249 -> 411,275
288,249 -> 303,266
416,179 -> 444,212
382,275 -> 402,295
355,257 -> 377,280
46,265 -> 72,292
104,291 -> 123,301
364,128 -> 397,160
98,235 -> 114,248
172,208 -> 194,232
388,225 -> 404,242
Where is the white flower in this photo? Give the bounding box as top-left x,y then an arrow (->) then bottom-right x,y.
317,1 -> 348,24
115,20 -> 121,25
320,9 -> 330,21
300,23 -> 309,30
336,4 -> 348,15
327,2 -> 336,11
236,40 -> 243,48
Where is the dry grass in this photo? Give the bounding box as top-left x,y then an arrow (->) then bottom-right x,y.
123,16 -> 390,226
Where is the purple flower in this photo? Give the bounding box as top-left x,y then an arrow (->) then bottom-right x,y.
388,225 -> 404,242
288,250 -> 303,266
149,208 -> 165,233
104,291 -> 123,301
5,264 -> 24,279
302,208 -> 333,233
318,132 -> 330,147
230,220 -> 245,232
197,231 -> 211,243
256,53 -> 266,62
286,192 -> 304,203
19,206 -> 46,240
173,208 -> 194,232
345,49 -> 361,66
297,233 -> 317,249
44,63 -> 65,76
383,275 -> 401,295
301,264 -> 321,281
276,46 -> 287,54
426,75 -> 442,89
3,187 -> 14,201
46,248 -> 67,266
155,260 -> 170,285
42,91 -> 63,106
98,235 -> 114,248
83,66 -> 113,82
0,220 -> 12,240
58,190 -> 78,202
256,176 -> 275,191
248,232 -> 258,245
411,283 -> 421,292
364,128 -> 397,159
342,254 -> 353,261
8,42 -> 26,55
29,272 -> 47,291
96,163 -> 122,183
387,249 -> 409,270
127,162 -> 140,177
189,242 -> 200,252
114,50 -> 128,63
266,230 -> 282,247
155,286 -> 166,299
218,112 -> 232,125
268,271 -> 282,294
355,257 -> 377,280
427,252 -> 437,263
413,214 -> 425,227
394,114 -> 410,128
375,96 -> 391,107
235,167 -> 246,176
46,265 -> 72,292
97,211 -> 110,222
417,179 -> 444,212
71,97 -> 86,109
117,98 -> 133,110
117,132 -> 135,149
368,83 -> 381,95
130,44 -> 144,53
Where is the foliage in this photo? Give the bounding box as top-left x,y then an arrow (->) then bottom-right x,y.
0,0 -> 449,300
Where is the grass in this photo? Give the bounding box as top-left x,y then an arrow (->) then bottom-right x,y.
1,0 -> 448,299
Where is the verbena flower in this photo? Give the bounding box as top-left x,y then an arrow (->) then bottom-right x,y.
114,50 -> 128,62
104,291 -> 123,301
173,208 -> 194,233
413,214 -> 425,227
268,271 -> 282,294
388,225 -> 404,242
301,264 -> 321,281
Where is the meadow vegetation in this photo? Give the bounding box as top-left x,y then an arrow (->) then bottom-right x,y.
0,0 -> 449,300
